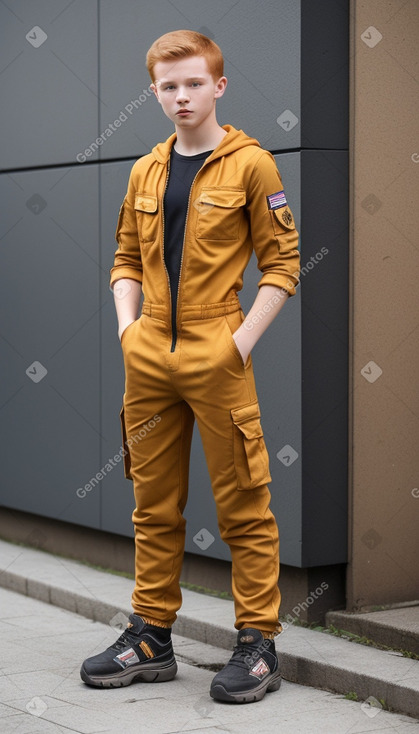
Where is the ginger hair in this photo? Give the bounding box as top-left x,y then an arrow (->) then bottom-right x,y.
146,30 -> 224,83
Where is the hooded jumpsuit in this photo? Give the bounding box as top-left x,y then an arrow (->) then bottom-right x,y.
110,124 -> 300,635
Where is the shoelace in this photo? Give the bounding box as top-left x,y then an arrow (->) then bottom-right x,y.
228,644 -> 267,669
112,627 -> 142,652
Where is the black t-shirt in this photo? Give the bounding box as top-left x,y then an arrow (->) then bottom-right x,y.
163,146 -> 213,329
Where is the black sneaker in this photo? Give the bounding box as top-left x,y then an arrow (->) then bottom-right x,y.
80,614 -> 177,688
210,627 -> 281,703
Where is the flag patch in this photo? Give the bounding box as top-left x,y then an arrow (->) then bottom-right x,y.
267,190 -> 287,210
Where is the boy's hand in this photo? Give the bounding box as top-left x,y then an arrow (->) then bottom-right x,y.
234,285 -> 290,362
118,321 -> 136,342
232,331 -> 251,365
111,278 -> 142,343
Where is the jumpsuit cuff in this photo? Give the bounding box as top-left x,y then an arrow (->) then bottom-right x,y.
239,621 -> 283,638
257,274 -> 298,297
137,614 -> 173,629
109,267 -> 143,289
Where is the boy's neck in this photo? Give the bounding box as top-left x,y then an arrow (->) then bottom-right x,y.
173,118 -> 227,156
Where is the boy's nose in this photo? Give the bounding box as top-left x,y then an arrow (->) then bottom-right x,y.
176,87 -> 190,104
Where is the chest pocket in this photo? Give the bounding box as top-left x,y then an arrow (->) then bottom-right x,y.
195,187 -> 246,241
134,193 -> 158,244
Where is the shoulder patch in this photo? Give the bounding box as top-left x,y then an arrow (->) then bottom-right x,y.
267,190 -> 287,210
272,205 -> 295,231
281,208 -> 293,226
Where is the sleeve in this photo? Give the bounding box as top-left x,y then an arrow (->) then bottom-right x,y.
246,151 -> 300,296
109,162 -> 143,288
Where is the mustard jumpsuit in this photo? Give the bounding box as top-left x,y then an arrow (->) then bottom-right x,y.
110,124 -> 300,635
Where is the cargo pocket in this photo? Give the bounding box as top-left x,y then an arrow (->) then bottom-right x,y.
196,187 -> 246,240
119,404 -> 132,480
231,400 -> 272,489
134,192 -> 158,244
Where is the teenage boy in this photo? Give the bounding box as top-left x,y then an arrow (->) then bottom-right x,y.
81,30 -> 300,704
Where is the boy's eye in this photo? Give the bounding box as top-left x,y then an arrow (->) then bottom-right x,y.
191,82 -> 201,87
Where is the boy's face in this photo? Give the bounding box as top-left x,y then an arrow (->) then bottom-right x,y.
150,56 -> 227,130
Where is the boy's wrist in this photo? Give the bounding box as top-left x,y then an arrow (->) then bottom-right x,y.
118,320 -> 135,341
233,325 -> 256,361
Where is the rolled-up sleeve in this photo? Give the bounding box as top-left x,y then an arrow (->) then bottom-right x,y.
246,151 -> 300,295
109,163 -> 143,288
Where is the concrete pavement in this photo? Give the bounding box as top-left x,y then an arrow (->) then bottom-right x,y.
0,538 -> 418,731
1,587 -> 418,734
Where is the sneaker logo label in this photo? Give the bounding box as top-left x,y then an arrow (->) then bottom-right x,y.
249,657 -> 270,680
240,635 -> 255,644
114,647 -> 140,668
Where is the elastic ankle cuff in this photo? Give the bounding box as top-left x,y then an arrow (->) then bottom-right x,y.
138,615 -> 172,629
239,622 -> 283,638
261,622 -> 283,638
260,631 -> 277,639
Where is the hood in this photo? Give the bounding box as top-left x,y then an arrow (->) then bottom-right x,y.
151,124 -> 261,164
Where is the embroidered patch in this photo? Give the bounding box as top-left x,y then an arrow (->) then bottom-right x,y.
249,657 -> 270,680
282,209 -> 293,226
239,634 -> 255,644
113,647 -> 140,669
267,190 -> 287,210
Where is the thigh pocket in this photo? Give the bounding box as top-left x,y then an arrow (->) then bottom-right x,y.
119,404 -> 132,480
231,400 -> 271,489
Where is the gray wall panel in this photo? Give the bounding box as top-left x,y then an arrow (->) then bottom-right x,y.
301,150 -> 349,566
301,0 -> 349,150
0,165 -> 101,525
0,0 -> 98,170
99,160 -> 138,537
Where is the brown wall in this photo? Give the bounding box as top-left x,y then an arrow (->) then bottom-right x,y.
347,0 -> 419,609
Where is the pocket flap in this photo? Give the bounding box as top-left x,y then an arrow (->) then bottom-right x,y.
199,187 -> 246,208
134,193 -> 158,213
231,401 -> 264,439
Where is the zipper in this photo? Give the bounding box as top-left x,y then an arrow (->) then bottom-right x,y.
169,161 -> 207,353
161,160 -> 172,347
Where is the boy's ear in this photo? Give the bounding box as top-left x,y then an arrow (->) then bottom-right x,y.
150,81 -> 161,103
214,76 -> 228,99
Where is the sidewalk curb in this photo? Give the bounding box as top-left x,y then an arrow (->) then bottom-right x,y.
326,608 -> 419,656
1,548 -> 418,720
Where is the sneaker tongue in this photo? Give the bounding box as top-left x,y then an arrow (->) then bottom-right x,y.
237,628 -> 264,646
127,613 -> 146,635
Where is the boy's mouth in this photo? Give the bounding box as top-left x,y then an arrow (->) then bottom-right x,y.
177,109 -> 192,115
